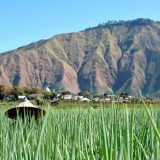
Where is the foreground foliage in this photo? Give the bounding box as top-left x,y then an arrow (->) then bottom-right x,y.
0,103 -> 160,159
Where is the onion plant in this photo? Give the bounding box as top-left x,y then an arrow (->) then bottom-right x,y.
0,103 -> 160,159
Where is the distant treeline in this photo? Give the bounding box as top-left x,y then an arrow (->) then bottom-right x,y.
85,18 -> 160,31
0,84 -> 71,101
0,84 -> 43,101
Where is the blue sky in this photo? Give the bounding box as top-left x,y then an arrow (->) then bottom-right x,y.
0,0 -> 160,53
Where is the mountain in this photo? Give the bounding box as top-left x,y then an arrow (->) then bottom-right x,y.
1,18 -> 160,97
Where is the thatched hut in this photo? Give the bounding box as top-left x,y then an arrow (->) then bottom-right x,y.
5,97 -> 46,121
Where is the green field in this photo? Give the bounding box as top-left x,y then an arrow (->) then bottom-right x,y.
0,102 -> 160,159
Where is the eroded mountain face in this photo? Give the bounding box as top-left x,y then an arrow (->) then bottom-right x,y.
1,19 -> 160,96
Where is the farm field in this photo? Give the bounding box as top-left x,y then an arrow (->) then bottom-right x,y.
0,102 -> 160,159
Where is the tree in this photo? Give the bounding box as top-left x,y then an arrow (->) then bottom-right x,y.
35,97 -> 47,106
23,87 -> 32,94
31,87 -> 42,94
0,84 -> 6,100
44,92 -> 52,100
120,92 -> 129,98
104,93 -> 108,97
104,92 -> 113,97
50,92 -> 57,99
61,91 -> 71,95
10,86 -> 24,100
78,91 -> 90,98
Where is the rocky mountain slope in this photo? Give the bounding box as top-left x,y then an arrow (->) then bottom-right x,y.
1,18 -> 160,96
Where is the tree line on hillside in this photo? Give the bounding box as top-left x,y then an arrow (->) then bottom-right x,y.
85,18 -> 157,31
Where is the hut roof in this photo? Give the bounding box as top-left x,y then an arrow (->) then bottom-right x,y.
16,97 -> 38,108
5,97 -> 46,120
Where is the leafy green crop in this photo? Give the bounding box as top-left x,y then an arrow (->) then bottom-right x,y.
0,103 -> 160,159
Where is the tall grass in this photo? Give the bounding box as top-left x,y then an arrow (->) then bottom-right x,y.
0,104 -> 160,159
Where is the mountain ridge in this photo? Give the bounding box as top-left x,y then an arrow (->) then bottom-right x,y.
1,18 -> 160,97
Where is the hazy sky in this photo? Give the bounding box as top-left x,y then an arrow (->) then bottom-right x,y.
0,0 -> 160,52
